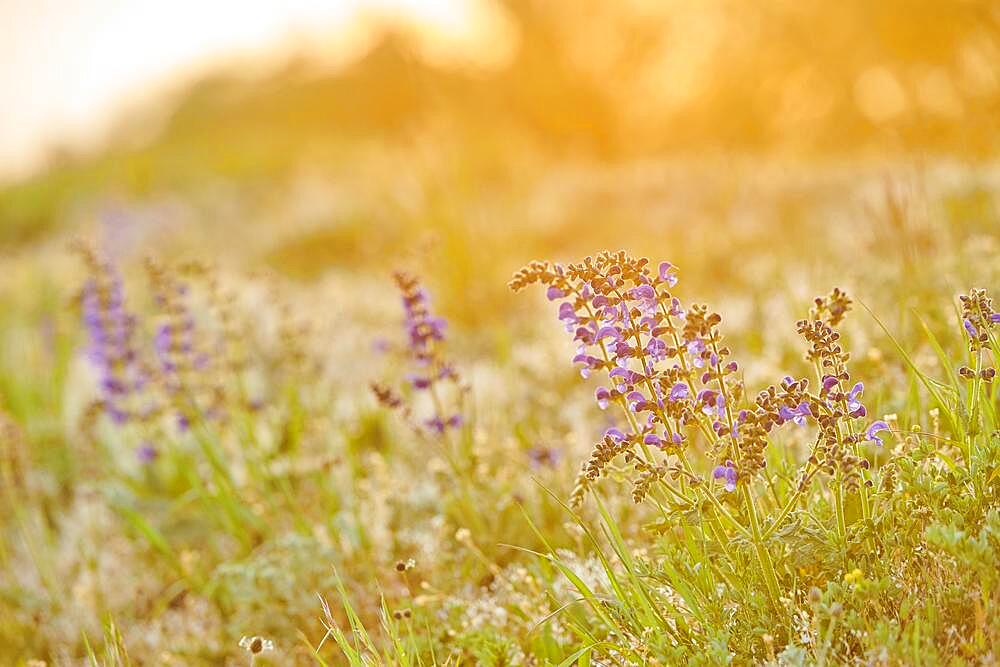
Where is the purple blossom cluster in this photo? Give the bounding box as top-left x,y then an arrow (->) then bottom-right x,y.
77,246 -> 145,425
960,288 -> 999,352
511,252 -> 885,504
379,272 -> 463,435
76,249 -> 254,465
513,252 -> 759,494
146,260 -> 226,429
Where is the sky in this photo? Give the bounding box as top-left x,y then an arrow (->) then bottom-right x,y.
0,0 -> 509,182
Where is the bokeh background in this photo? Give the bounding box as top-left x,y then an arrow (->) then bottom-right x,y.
3,0 -> 999,318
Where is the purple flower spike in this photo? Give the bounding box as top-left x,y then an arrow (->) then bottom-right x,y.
865,420 -> 891,446
669,382 -> 689,401
712,461 -> 738,492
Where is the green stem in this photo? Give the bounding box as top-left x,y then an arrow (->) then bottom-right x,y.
833,472 -> 847,567
743,485 -> 782,606
761,464 -> 819,540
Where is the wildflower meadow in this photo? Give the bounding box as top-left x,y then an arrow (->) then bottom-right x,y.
2,163 -> 999,665
2,2 -> 1000,665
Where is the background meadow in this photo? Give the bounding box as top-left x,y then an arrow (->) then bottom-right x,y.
1,1 -> 999,664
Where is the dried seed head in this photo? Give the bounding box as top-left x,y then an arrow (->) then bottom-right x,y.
239,635 -> 274,655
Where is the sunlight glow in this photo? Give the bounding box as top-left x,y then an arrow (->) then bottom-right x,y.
0,0 -> 511,180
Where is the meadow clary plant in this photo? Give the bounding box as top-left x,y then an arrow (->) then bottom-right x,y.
510,250 -> 894,605
75,243 -> 148,427
372,271 -> 464,437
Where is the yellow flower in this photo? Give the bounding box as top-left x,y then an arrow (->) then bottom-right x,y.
844,568 -> 864,584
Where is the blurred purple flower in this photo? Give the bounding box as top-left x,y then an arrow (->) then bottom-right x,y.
136,442 -> 158,464
865,420 -> 890,446
527,445 -> 563,469
712,461 -> 738,492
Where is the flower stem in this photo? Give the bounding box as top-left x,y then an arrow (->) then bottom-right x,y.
743,485 -> 782,607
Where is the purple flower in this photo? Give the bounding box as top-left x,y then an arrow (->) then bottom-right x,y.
546,286 -> 566,301
527,446 -> 562,469
643,433 -> 664,448
609,366 -> 642,391
572,353 -> 603,379
595,326 -> 622,344
626,391 -> 647,412
712,461 -> 738,492
595,386 -> 612,410
631,284 -> 656,300
846,382 -> 866,416
658,262 -> 678,287
964,319 -> 978,338
991,313 -> 1000,324
669,382 -> 689,401
408,374 -> 432,390
687,338 -> 706,367
645,337 -> 667,362
605,427 -> 627,442
865,420 -> 891,446
696,389 -> 725,417
558,302 -> 578,325
821,375 -> 839,395
136,442 -> 158,464
778,401 -> 812,426
611,340 -> 635,359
